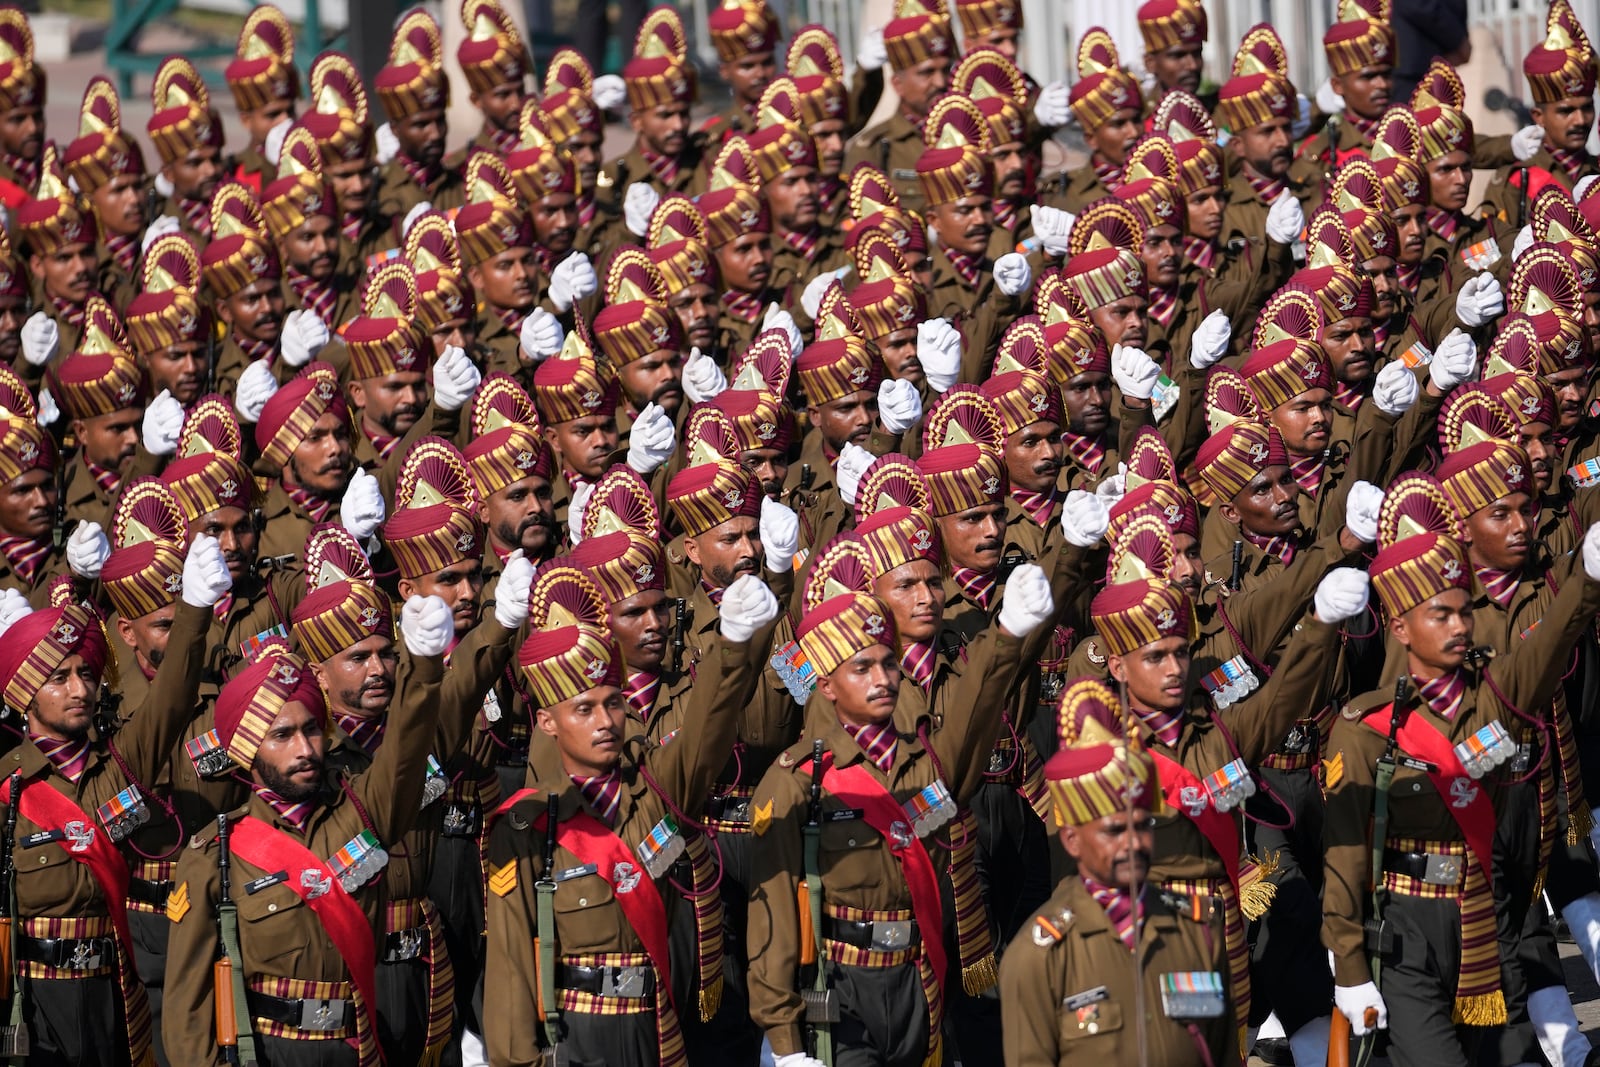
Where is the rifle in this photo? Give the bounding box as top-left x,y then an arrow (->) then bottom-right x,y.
799,739 -> 836,1065
1355,676 -> 1411,1067
214,814 -> 258,1066
668,598 -> 688,676
534,797 -> 568,1065
1227,540 -> 1244,592
0,770 -> 25,1058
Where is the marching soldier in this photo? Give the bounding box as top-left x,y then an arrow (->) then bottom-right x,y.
373,10 -> 465,234
221,5 -> 297,195
452,0 -> 532,163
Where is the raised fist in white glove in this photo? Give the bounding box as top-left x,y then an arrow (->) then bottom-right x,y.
836,442 -> 875,507
263,118 -> 292,167
856,26 -> 888,71
1454,272 -> 1504,328
626,402 -> 676,474
279,309 -> 330,368
802,269 -> 849,321
720,573 -> 781,643
0,588 -> 29,639
432,344 -> 482,412
1583,520 -> 1600,581
153,172 -> 175,198
760,497 -> 801,573
918,318 -> 963,394
992,252 -> 1033,298
400,594 -> 453,657
181,533 -> 233,608
997,562 -> 1055,638
141,389 -> 185,456
878,378 -> 922,434
1315,77 -> 1343,116
36,387 -> 58,428
548,253 -> 598,312
591,74 -> 626,111
140,214 -> 182,255
1430,328 -> 1478,392
1031,204 -> 1074,258
401,200 -> 433,238
518,307 -> 564,364
1190,309 -> 1231,369
682,347 -> 728,403
493,550 -> 535,629
568,480 -> 594,547
1033,80 -> 1070,128
66,521 -> 110,580
763,303 -> 804,354
773,1055 -> 828,1067
1314,568 -> 1371,623
1511,225 -> 1535,262
1372,360 -> 1419,416
1265,191 -> 1305,245
1344,481 -> 1383,544
1512,124 -> 1545,162
1094,465 -> 1127,504
1334,982 -> 1389,1036
235,360 -> 279,423
375,122 -> 401,165
1060,489 -> 1110,548
624,183 -> 661,237
21,312 -> 57,367
1111,343 -> 1161,400
340,468 -> 386,540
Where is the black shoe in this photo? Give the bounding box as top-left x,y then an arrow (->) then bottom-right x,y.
1252,1037 -> 1294,1066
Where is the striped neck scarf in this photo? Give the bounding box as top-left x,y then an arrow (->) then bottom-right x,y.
992,198 -> 1021,234
1084,876 -> 1143,949
486,123 -> 520,156
951,566 -> 996,609
1244,168 -> 1286,205
234,332 -> 279,365
1476,566 -> 1520,609
531,243 -> 558,276
1414,669 -> 1465,720
104,233 -> 138,273
623,671 -> 660,720
1372,318 -> 1390,349
1183,235 -> 1219,273
1425,206 -> 1462,243
843,719 -> 897,773
576,193 -> 597,230
284,481 -> 334,523
941,246 -> 984,287
721,288 -> 763,324
398,152 -> 444,194
819,176 -> 844,216
641,149 -> 680,187
1243,526 -> 1296,566
1060,430 -> 1106,475
286,267 -> 337,324
212,592 -> 233,621
1345,111 -> 1381,141
253,784 -> 313,830
1333,378 -> 1366,412
178,195 -> 212,239
491,302 -> 523,330
364,426 -> 400,462
900,640 -> 937,689
32,733 -> 90,783
1010,486 -> 1059,527
334,710 -> 387,755
783,225 -> 821,263
1397,261 -> 1420,296
341,210 -> 364,243
1135,705 -> 1184,748
86,459 -> 122,498
48,292 -> 87,331
1147,282 -> 1179,327
572,770 -> 622,826
1548,145 -> 1592,183
1289,452 -> 1324,496
0,535 -> 50,585
563,468 -> 594,497
699,579 -> 725,608
0,148 -> 37,191
1091,155 -> 1124,192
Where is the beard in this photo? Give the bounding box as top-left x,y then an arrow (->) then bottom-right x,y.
256,754 -> 324,803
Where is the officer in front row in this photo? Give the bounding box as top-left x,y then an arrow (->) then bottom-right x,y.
999,677 -> 1234,1067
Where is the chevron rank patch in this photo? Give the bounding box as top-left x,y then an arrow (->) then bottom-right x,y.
1322,752 -> 1343,790
166,881 -> 190,924
489,860 -> 518,897
751,799 -> 773,837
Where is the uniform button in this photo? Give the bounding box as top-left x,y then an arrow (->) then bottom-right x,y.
847,838 -> 857,847
1412,782 -> 1422,792
37,856 -> 45,865
268,903 -> 277,912
578,897 -> 588,907
1087,1023 -> 1098,1034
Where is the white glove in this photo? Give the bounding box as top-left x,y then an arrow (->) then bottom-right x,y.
400,594 -> 454,657
140,389 -> 185,457
548,253 -> 598,312
0,588 -> 30,639
1344,481 -> 1383,544
1033,80 -> 1070,128
1454,272 -> 1504,328
836,442 -> 875,507
493,550 -> 535,629
279,309 -> 330,368
801,268 -> 849,321
992,252 -> 1033,298
682,347 -> 728,403
263,117 -> 292,167
1265,191 -> 1304,245
997,562 -> 1055,639
1315,77 -> 1343,116
1511,225 -> 1535,262
20,312 -> 57,367
762,303 -> 804,355
567,480 -> 593,547
1190,309 -> 1231,369
234,360 -> 279,423
139,214 -> 182,255
856,26 -> 887,71
401,200 -> 433,238
719,573 -> 781,643
760,497 -> 801,573
181,533 -> 233,608
625,402 -> 676,474
1314,568 -> 1371,623
917,317 -> 963,393
35,387 -> 57,428
375,121 -> 400,165
623,182 -> 661,237
519,307 -> 565,363
1291,93 -> 1314,141
1512,124 -> 1545,162
773,1056 -> 827,1067
1094,465 -> 1127,505
1583,520 -> 1600,581
340,468 -> 386,540
1334,982 -> 1389,1037
1430,328 -> 1478,392
66,521 -> 110,580
1031,204 -> 1074,258
432,344 -> 482,412
877,377 -> 922,434
1372,359 -> 1420,416
1111,343 -> 1161,400
1060,489 -> 1110,548
153,171 -> 174,198
591,74 -> 626,111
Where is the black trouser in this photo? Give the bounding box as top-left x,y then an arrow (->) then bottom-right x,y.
558,1006 -> 660,1065
679,830 -> 763,1067
255,1033 -> 361,1066
429,831 -> 486,1037
826,959 -> 932,1067
20,974 -> 128,1067
375,954 -> 460,1067
128,909 -> 170,1067
1246,765 -> 1331,1036
1487,776 -> 1544,1067
1377,894 -> 1488,1067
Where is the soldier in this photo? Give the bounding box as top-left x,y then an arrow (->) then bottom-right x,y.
647,196 -> 722,361
51,334 -> 148,532
406,212 -> 483,359
296,53 -> 389,270
0,416 -> 70,604
0,231 -> 26,369
700,168 -> 781,360
594,252 -> 687,435
0,8 -> 42,204
540,49 -> 632,266
200,182 -> 303,400
221,5 -> 297,195
145,59 -> 226,242
754,94 -> 848,306
1413,76 -> 1506,289
1289,0 -> 1396,188
373,10 -> 465,235
531,339 -> 623,527
15,150 -> 101,368
504,108 -> 598,328
262,130 -> 362,333
601,8 -> 708,209
466,422 -> 559,571
1051,31 -> 1141,214
702,0 -> 780,143
844,235 -> 954,402
1137,0 -> 1211,114
62,78 -> 149,310
788,30 -> 857,231
1217,59 -> 1311,255
453,0 -> 532,161
124,235 -> 212,410
999,679 -> 1234,1067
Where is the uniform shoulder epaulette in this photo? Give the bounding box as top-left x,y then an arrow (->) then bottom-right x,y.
777,739 -> 819,770
1030,904 -> 1074,946
1341,688 -> 1396,721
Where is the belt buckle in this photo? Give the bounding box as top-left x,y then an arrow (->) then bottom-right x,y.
299,999 -> 344,1032
870,919 -> 913,952
986,750 -> 1007,775
1423,853 -> 1462,886
1281,723 -> 1312,755
1510,743 -> 1531,773
722,799 -> 751,824
390,928 -> 423,962
604,966 -> 648,998
66,941 -> 103,971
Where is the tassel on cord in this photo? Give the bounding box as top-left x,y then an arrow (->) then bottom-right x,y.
963,954 -> 999,996
1454,991 -> 1507,1027
419,1044 -> 446,1067
699,975 -> 724,1023
921,1033 -> 944,1067
1238,852 -> 1280,922
1571,803 -> 1595,846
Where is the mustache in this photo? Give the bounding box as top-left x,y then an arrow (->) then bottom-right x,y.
866,686 -> 894,703
317,456 -> 352,475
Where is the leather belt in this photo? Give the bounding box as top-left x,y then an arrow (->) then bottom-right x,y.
128,877 -> 173,908
555,963 -> 656,998
1383,848 -> 1464,886
17,935 -> 116,970
823,915 -> 918,952
706,793 -> 751,824
382,926 -> 427,963
246,990 -> 353,1032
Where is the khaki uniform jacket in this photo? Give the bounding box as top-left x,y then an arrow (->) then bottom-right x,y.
843,114 -> 927,215
257,480 -> 335,566
0,539 -> 73,609
597,141 -> 710,211
999,877 -> 1235,1067
373,159 -> 467,241
280,266 -> 363,333
1480,147 -> 1600,227
1322,572 -> 1600,986
161,653 -> 444,1066
924,249 -> 1023,385
686,582 -> 801,787
770,228 -> 850,310
61,447 -> 160,535
1219,168 -> 1313,253
1046,163 -> 1116,217
1288,118 -> 1372,197
482,633 -> 756,1067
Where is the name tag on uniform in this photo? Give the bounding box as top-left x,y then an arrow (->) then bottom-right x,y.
245,870 -> 289,894
554,863 -> 598,883
1160,971 -> 1226,1018
892,168 -> 918,181
1063,986 -> 1108,1012
823,808 -> 863,823
1399,756 -> 1437,773
20,829 -> 62,848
